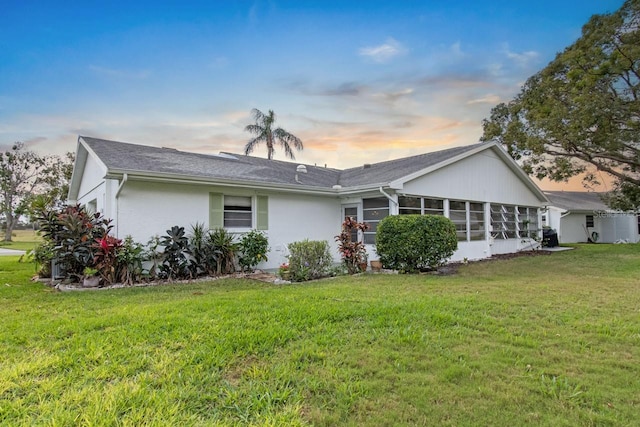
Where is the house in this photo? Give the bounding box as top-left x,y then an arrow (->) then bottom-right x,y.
544,191 -> 640,244
68,136 -> 550,269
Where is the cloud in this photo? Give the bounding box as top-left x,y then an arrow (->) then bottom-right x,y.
450,41 -> 464,57
372,88 -> 414,103
502,44 -> 539,68
467,94 -> 501,105
359,38 -> 407,63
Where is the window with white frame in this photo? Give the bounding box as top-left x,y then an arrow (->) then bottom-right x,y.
362,197 -> 389,244
209,193 -> 268,230
449,200 -> 468,241
224,196 -> 252,228
491,204 -> 517,239
398,196 -> 444,215
518,207 -> 539,238
469,202 -> 485,241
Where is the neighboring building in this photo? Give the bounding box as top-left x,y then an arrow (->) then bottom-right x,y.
544,191 -> 640,244
68,136 -> 549,269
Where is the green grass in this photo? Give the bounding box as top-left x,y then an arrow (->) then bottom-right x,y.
1,244 -> 639,426
0,229 -> 41,251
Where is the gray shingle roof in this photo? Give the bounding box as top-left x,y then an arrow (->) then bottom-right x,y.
544,191 -> 609,211
81,136 -> 487,190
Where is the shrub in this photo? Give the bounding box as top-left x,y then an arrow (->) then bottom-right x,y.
238,230 -> 269,272
287,239 -> 333,282
145,235 -> 163,280
335,217 -> 369,274
207,228 -> 238,275
160,226 -> 191,280
188,223 -> 209,277
376,214 -> 457,273
29,241 -> 55,278
34,204 -> 112,281
117,236 -> 145,285
92,235 -> 123,285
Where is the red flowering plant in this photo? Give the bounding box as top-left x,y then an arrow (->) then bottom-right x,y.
335,217 -> 369,274
92,235 -> 123,285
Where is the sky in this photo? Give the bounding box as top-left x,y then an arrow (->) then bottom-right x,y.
0,0 -> 626,190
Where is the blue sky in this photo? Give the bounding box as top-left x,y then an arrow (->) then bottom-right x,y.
0,0 -> 625,189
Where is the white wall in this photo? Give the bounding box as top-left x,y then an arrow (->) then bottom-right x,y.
398,148 -> 545,260
114,180 -> 342,269
75,153 -> 108,214
267,192 -> 342,268
402,148 -> 543,206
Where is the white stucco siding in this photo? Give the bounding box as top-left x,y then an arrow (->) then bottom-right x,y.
77,153 -> 108,201
267,193 -> 342,268
559,213 -> 592,243
401,149 -> 542,207
114,181 -> 342,269
115,180 -> 210,244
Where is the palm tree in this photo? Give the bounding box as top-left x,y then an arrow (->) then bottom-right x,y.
244,108 -> 303,160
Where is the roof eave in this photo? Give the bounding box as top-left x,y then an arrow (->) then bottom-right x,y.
105,169 -> 341,196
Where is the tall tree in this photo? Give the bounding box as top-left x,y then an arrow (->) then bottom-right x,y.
0,143 -> 73,241
244,108 -> 304,160
481,0 -> 640,209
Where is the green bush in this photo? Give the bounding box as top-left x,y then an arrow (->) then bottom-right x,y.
238,230 -> 269,272
287,239 -> 333,282
376,215 -> 457,273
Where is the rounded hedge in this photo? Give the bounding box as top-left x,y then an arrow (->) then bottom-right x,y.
375,214 -> 457,273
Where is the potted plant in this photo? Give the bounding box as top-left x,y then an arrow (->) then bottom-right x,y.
370,259 -> 383,272
82,267 -> 101,288
278,263 -> 291,280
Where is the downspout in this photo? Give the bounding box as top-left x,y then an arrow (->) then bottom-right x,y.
379,187 -> 398,205
116,173 -> 128,199
115,173 -> 128,238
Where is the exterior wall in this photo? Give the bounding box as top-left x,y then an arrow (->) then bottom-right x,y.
559,213 -> 592,243
267,193 -> 342,268
557,211 -> 640,244
401,149 -> 542,206
112,180 -> 342,270
597,213 -> 640,243
76,153 -> 108,214
397,148 -> 545,261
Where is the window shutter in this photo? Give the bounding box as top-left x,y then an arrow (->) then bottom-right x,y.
209,193 -> 223,228
256,195 -> 268,230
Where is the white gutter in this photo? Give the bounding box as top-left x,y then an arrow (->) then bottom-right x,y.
115,173 -> 128,198
379,187 -> 398,205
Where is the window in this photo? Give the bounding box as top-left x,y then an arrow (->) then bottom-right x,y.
518,207 -> 539,238
86,199 -> 97,214
424,198 -> 444,215
586,215 -> 594,228
362,197 -> 389,244
398,196 -> 421,215
449,200 -> 467,241
398,196 -> 444,215
491,204 -> 517,239
637,215 -> 640,234
343,206 -> 359,242
469,202 -> 485,241
209,193 -> 268,230
224,196 -> 252,228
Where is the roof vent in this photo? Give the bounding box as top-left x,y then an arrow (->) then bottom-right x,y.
363,163 -> 372,169
295,164 -> 308,184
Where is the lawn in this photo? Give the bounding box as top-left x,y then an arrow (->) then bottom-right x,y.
1,244 -> 639,426
0,229 -> 41,251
